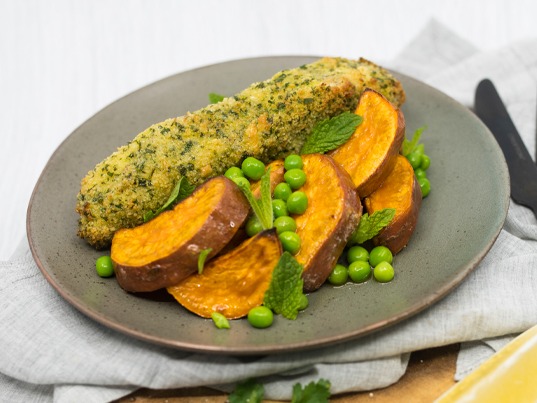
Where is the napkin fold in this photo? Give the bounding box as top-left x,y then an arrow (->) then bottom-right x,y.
2,20 -> 537,402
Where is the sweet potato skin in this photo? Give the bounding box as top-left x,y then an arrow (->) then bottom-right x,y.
293,154 -> 362,292
364,155 -> 422,254
111,176 -> 250,292
329,89 -> 405,198
167,229 -> 282,319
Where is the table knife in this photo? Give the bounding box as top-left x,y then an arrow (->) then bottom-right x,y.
474,78 -> 537,218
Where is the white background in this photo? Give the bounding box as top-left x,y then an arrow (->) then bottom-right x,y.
2,0 -> 537,259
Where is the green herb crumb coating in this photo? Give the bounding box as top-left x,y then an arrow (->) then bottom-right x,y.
76,57 -> 405,249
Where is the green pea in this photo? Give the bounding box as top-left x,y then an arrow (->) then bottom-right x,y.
96,256 -> 114,277
348,261 -> 371,283
420,154 -> 431,171
284,154 -> 303,170
373,261 -> 395,283
274,216 -> 297,234
272,199 -> 288,218
328,264 -> 348,286
369,245 -> 393,267
247,306 -> 274,328
274,182 -> 292,201
241,157 -> 265,180
414,168 -> 427,180
232,176 -> 250,189
279,231 -> 301,255
418,177 -> 431,198
298,294 -> 309,311
414,144 -> 425,155
406,152 -> 422,170
284,168 -> 307,190
224,166 -> 244,180
347,245 -> 369,263
245,215 -> 263,237
287,191 -> 308,214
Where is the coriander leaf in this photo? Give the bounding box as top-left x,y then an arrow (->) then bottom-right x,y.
350,208 -> 395,244
402,126 -> 426,156
208,92 -> 225,104
211,312 -> 230,329
291,379 -> 331,403
236,169 -> 273,229
143,177 -> 195,222
197,248 -> 212,274
263,252 -> 304,320
229,378 -> 264,403
300,112 -> 362,155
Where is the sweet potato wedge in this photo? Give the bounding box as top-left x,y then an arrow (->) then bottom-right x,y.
364,154 -> 422,254
329,89 -> 405,198
250,159 -> 285,198
294,154 -> 362,292
111,176 -> 250,292
167,229 -> 282,319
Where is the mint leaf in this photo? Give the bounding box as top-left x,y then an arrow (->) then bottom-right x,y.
291,379 -> 331,403
211,312 -> 230,329
236,169 -> 273,230
263,252 -> 305,320
402,126 -> 426,156
143,177 -> 195,222
300,112 -> 362,155
208,92 -> 225,104
350,208 -> 396,244
198,248 -> 212,274
229,379 -> 264,403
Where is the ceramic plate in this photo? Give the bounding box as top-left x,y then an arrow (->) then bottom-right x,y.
27,56 -> 509,355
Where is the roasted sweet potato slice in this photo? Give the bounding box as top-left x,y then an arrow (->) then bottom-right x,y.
111,176 -> 250,292
250,159 -> 285,198
329,89 -> 405,198
293,154 -> 362,292
167,229 -> 282,319
364,154 -> 422,254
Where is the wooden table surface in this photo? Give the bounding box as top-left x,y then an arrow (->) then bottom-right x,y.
117,344 -> 459,402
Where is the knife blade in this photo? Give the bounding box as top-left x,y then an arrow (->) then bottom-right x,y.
474,78 -> 537,218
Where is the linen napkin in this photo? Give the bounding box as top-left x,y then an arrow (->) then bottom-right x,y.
2,20 -> 537,402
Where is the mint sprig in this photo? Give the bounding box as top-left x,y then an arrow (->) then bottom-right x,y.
211,312 -> 230,329
402,126 -> 426,156
197,248 -> 212,274
143,177 -> 195,222
208,92 -> 225,104
300,111 -> 362,155
263,252 -> 305,320
350,208 -> 396,245
236,169 -> 273,230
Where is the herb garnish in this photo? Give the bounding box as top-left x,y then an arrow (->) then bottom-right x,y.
236,169 -> 273,230
229,378 -> 330,403
208,92 -> 225,104
197,248 -> 212,274
402,126 -> 426,156
292,379 -> 331,403
228,379 -> 265,403
350,208 -> 396,244
211,312 -> 230,329
263,252 -> 305,320
300,111 -> 362,155
143,177 -> 195,222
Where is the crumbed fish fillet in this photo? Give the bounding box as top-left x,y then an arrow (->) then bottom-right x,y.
76,57 -> 405,249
